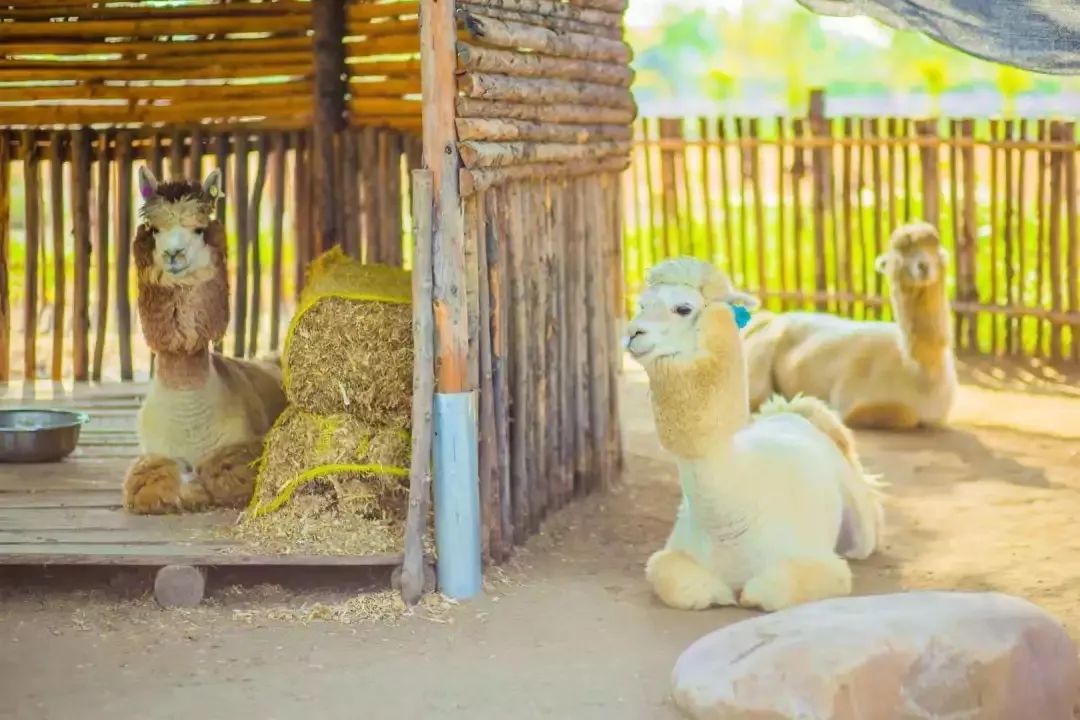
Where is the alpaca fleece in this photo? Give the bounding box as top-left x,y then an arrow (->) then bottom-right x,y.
123,171 -> 287,515
742,221 -> 957,429
627,257 -> 885,613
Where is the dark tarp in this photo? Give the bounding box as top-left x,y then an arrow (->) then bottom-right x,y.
796,0 -> 1080,75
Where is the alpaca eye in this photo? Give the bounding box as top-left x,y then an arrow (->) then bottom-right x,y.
674,304 -> 693,317
148,225 -> 159,234
194,227 -> 205,236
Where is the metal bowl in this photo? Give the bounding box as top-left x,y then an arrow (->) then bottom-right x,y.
0,409 -> 90,463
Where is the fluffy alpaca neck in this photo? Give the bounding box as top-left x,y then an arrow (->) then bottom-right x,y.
155,346 -> 213,391
892,279 -> 950,376
646,343 -> 750,460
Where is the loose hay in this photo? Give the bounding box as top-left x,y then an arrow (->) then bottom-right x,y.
238,406 -> 414,555
283,246 -> 413,423
230,590 -> 458,626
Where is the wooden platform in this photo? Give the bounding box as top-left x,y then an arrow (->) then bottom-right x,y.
0,382 -> 405,571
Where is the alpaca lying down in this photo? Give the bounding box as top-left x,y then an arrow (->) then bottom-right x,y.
122,167 -> 287,514
742,221 -> 957,430
625,257 -> 885,612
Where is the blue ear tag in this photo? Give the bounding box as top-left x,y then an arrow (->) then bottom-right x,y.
731,304 -> 751,329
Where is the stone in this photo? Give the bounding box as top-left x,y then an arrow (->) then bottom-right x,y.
672,591 -> 1080,720
153,564 -> 206,609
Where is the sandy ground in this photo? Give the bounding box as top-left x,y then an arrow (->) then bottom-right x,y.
1,355 -> 1079,720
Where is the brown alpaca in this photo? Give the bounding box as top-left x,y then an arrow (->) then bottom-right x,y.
122,167 -> 287,514
742,222 -> 957,430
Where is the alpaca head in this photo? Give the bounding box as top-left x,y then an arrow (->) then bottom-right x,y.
875,221 -> 948,290
625,257 -> 758,368
134,166 -> 224,286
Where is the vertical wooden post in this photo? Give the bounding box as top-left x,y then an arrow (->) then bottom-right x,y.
92,131 -> 110,382
312,0 -> 347,256
402,168 -> 436,607
49,131 -> 66,381
21,131 -> 40,381
808,89 -> 828,311
1047,121 -> 1064,360
1064,122 -> 1079,362
0,132 -> 9,382
959,118 -> 978,352
233,132 -> 250,357
248,133 -> 269,359
422,0 -> 481,599
269,132 -> 287,351
916,120 -> 940,228
116,131 -> 134,381
70,128 -> 91,382
292,131 -> 310,295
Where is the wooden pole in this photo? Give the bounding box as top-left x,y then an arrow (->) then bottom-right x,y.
49,131 -> 66,381
808,90 -> 828,312
116,131 -> 134,381
0,132 -> 9,383
402,168 -> 436,607
92,131 -> 110,382
269,132 -> 286,351
22,131 -> 40,381
70,128 -> 91,381
422,0 -> 481,598
312,0 -> 347,255
248,133 -> 269,359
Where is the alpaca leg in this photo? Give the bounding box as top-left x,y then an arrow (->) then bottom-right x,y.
123,455 -> 189,515
842,401 -> 920,430
645,549 -> 736,610
739,555 -> 852,612
187,438 -> 264,510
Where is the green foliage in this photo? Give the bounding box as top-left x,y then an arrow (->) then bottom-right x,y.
626,0 -> 1077,113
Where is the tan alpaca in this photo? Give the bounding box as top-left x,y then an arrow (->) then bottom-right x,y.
122,167 -> 287,514
743,221 -> 957,430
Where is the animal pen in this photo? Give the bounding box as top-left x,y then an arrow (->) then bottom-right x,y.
0,0 -> 632,602
621,98 -> 1080,365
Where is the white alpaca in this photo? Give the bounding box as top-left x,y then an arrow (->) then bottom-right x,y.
743,221 -> 957,429
625,257 -> 885,612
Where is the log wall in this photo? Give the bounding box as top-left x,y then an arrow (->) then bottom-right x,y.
453,0 -> 635,194
464,173 -> 624,562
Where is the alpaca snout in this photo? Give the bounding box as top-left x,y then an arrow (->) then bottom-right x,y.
624,329 -> 657,362
162,248 -> 189,274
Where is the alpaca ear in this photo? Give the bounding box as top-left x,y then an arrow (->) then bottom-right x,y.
202,168 -> 223,199
874,252 -> 891,274
724,290 -> 759,310
137,166 -> 158,201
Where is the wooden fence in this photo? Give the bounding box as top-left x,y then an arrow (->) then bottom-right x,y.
622,113 -> 1080,363
0,126 -> 420,384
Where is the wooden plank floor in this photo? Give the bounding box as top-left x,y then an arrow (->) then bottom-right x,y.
0,382 -> 402,568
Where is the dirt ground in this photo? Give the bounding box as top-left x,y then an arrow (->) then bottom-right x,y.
1,355 -> 1079,720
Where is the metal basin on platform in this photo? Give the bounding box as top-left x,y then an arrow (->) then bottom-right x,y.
0,409 -> 89,463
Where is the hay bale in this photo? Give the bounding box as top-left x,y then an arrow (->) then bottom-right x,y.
239,406 -> 412,554
282,247 -> 413,424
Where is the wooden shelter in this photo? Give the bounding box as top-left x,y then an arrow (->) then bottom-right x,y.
0,0 -> 632,603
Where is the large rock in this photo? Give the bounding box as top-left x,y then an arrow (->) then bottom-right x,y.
672,591 -> 1079,720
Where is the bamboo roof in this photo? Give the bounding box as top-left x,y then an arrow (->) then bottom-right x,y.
0,0 -> 420,129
